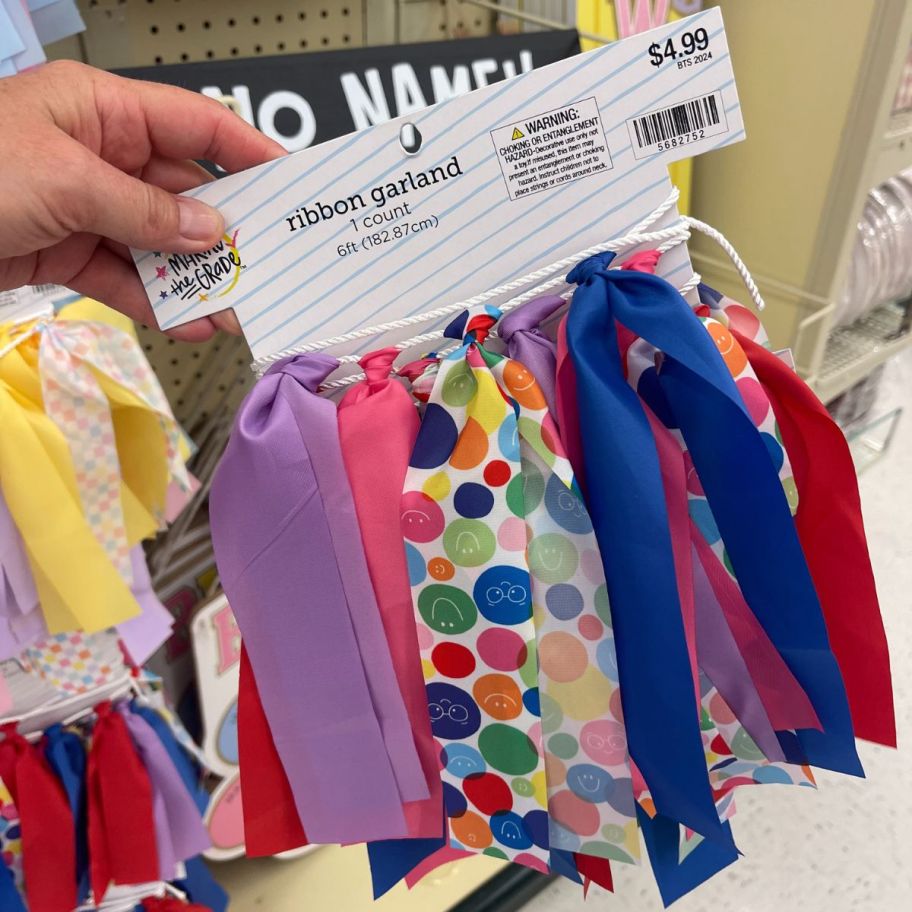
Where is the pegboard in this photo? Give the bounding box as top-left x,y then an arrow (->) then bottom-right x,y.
77,0 -> 367,68
75,1 -> 495,69
135,325 -> 252,434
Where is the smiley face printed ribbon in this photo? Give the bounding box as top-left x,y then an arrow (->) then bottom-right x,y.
402,305 -> 635,867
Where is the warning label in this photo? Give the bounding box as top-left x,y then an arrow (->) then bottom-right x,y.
490,97 -> 613,201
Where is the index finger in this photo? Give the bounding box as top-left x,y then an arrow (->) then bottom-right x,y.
100,71 -> 288,173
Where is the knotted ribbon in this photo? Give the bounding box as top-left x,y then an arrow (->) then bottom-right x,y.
566,253 -> 727,844
0,724 -> 77,912
339,347 -> 443,838
499,295 -> 566,421
210,353 -> 425,843
568,254 -> 861,777
87,701 -> 159,902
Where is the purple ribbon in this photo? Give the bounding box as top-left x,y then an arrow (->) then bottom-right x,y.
0,493 -> 40,658
499,295 -> 565,421
117,703 -> 210,879
210,353 -> 424,843
691,545 -> 786,762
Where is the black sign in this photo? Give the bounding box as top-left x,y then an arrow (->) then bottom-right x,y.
116,31 -> 580,152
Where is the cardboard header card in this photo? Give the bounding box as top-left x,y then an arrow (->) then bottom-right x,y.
131,8 -> 743,362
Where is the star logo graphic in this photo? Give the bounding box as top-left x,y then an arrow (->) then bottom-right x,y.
153,252 -> 162,258
159,291 -> 168,301
198,293 -> 208,302
155,266 -> 168,280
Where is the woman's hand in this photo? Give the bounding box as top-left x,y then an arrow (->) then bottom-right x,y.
0,61 -> 285,340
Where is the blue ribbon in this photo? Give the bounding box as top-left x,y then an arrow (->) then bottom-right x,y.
637,806 -> 738,907
549,849 -> 583,885
566,252 -> 729,845
44,724 -> 89,902
0,856 -> 25,912
569,256 -> 861,777
174,856 -> 229,912
367,835 -> 448,899
130,701 -> 210,814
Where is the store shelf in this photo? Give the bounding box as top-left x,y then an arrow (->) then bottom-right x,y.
846,407 -> 904,473
870,114 -> 912,186
212,844 -> 508,912
813,300 -> 912,403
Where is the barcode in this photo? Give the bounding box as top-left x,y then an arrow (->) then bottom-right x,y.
632,93 -> 721,148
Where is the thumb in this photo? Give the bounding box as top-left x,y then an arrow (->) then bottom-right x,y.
62,143 -> 224,253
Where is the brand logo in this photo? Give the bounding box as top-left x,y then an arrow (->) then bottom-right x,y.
153,231 -> 244,304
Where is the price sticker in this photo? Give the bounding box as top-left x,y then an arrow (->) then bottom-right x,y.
647,27 -> 713,69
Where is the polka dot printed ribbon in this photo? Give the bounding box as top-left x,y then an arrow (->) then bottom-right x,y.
402,305 -> 636,865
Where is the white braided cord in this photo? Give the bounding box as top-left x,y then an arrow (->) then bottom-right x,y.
250,191 -> 767,386
683,216 -> 766,313
253,188 -> 683,375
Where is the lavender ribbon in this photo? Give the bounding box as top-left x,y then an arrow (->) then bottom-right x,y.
0,493 -> 41,658
116,548 -> 174,666
117,703 -> 211,879
499,295 -> 565,420
210,353 -> 424,843
692,545 -> 786,762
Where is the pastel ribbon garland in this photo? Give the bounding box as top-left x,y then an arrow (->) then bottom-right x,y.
569,254 -> 861,777
734,329 -> 895,747
40,326 -> 133,582
210,353 -> 424,844
0,319 -> 189,634
338,348 -> 444,839
0,725 -> 77,912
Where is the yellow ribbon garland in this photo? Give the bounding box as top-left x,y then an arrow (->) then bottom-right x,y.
0,312 -> 189,634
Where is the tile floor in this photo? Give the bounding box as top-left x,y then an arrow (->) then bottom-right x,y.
522,350 -> 912,912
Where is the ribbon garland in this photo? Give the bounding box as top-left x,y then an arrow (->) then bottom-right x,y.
0,318 -> 190,634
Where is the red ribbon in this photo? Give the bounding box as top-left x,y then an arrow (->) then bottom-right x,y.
573,853 -> 613,897
734,331 -> 896,747
237,645 -> 309,856
87,701 -> 159,901
0,724 -> 77,912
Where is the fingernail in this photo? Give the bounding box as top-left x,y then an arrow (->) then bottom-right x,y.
212,308 -> 243,335
177,197 -> 224,242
